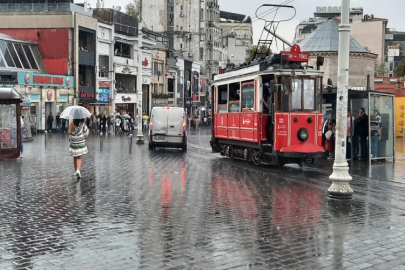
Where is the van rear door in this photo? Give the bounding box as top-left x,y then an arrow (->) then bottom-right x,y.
152,108 -> 168,135
167,108 -> 184,137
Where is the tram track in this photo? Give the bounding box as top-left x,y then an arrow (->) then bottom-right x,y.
187,142 -> 405,212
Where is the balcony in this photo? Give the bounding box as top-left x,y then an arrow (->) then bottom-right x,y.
79,50 -> 95,66
94,9 -> 138,36
207,60 -> 219,66
208,21 -> 217,28
207,40 -> 213,46
208,2 -> 219,9
0,2 -> 92,15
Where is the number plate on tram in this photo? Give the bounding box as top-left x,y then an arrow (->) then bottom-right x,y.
154,136 -> 164,140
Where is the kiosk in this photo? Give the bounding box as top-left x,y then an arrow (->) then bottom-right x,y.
0,87 -> 23,160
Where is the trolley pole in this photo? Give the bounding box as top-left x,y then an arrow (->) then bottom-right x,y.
136,0 -> 144,144
328,0 -> 353,199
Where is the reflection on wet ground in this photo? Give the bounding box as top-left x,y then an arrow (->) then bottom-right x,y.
1,133 -> 405,269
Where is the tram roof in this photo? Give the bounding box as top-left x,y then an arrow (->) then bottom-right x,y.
213,65 -> 323,83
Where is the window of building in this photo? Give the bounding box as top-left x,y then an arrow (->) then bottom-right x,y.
243,29 -> 248,39
159,84 -> 164,93
180,43 -> 183,49
7,43 -> 22,68
99,55 -> 109,78
79,65 -> 95,87
200,47 -> 203,60
14,43 -> 31,69
79,29 -> 94,52
114,41 -> 132,58
22,44 -> 38,70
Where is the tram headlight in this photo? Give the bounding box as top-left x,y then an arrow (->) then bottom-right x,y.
297,128 -> 309,142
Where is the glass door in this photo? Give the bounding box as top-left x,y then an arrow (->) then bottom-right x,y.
369,92 -> 395,162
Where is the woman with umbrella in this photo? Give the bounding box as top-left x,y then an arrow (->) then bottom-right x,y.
63,107 -> 90,179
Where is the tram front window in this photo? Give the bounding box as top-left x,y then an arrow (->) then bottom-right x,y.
303,79 -> 315,110
292,79 -> 302,110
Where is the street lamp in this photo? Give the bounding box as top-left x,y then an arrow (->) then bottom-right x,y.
328,0 -> 353,199
136,0 -> 144,144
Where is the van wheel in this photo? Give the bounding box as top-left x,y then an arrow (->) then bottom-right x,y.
182,144 -> 187,153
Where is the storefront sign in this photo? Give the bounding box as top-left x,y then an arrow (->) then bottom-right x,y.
80,88 -> 95,99
152,98 -> 168,106
184,97 -> 192,106
121,96 -> 132,102
29,94 -> 40,102
99,82 -> 111,88
18,72 -> 74,88
142,58 -> 149,67
142,77 -> 151,84
98,89 -> 110,103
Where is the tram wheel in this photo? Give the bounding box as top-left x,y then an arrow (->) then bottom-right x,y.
243,148 -> 251,161
251,149 -> 260,166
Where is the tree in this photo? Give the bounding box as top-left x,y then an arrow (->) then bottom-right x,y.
125,0 -> 140,21
395,58 -> 405,77
375,63 -> 388,77
246,45 -> 273,62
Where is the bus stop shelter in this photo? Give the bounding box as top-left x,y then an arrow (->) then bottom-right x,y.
0,87 -> 23,160
323,90 -> 395,163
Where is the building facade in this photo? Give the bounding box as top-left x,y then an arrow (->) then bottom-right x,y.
299,20 -> 377,90
96,21 -> 114,116
219,11 -> 253,67
385,30 -> 405,76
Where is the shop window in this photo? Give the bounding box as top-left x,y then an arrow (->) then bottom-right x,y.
115,73 -> 136,93
114,41 -> 132,58
99,55 -> 109,78
241,82 -> 254,112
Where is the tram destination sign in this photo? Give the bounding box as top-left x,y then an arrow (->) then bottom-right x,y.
281,45 -> 309,62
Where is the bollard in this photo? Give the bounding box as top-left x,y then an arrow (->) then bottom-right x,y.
44,130 -> 47,148
129,134 -> 133,153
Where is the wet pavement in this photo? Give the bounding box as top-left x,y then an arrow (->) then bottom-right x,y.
1,130 -> 405,269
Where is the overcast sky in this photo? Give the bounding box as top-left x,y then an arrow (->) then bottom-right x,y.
85,0 -> 404,52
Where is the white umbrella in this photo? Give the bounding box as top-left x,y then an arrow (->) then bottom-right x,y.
60,106 -> 91,119
123,114 -> 130,118
114,113 -> 121,116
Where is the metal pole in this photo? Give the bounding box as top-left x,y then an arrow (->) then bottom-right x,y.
136,0 -> 144,144
129,134 -> 133,153
100,132 -> 103,149
328,0 -> 353,199
44,130 -> 47,148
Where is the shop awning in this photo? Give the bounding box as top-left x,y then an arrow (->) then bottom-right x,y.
0,88 -> 23,100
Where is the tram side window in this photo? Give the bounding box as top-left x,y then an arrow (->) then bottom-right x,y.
217,85 -> 228,113
228,82 -> 240,112
292,79 -> 302,110
304,79 -> 315,110
241,83 -> 254,112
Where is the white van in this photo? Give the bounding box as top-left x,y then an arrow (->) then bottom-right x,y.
149,107 -> 187,152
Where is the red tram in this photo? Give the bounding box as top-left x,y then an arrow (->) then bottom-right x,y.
210,45 -> 325,166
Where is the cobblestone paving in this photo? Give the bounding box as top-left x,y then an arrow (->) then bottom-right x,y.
1,131 -> 405,269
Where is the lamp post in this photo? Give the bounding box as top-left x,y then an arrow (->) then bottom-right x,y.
328,0 -> 353,199
136,0 -> 144,144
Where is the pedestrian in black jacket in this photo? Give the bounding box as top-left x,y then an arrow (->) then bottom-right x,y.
357,108 -> 368,160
